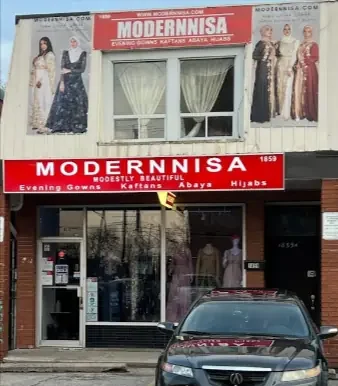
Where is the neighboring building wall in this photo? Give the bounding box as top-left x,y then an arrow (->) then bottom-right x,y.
0,191 -> 10,360
321,180 -> 338,367
1,2 -> 337,159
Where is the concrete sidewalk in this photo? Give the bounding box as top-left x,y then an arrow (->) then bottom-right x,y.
0,348 -> 161,373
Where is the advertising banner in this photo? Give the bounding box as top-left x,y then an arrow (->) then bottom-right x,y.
93,6 -> 253,50
28,14 -> 92,135
250,3 -> 320,128
3,154 -> 284,193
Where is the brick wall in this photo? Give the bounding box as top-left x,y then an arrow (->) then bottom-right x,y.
321,180 -> 338,366
15,202 -> 36,348
246,200 -> 265,287
0,190 -> 10,360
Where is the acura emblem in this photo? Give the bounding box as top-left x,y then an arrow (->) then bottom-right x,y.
229,373 -> 244,385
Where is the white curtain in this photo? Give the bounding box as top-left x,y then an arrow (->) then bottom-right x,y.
180,59 -> 233,137
116,62 -> 165,138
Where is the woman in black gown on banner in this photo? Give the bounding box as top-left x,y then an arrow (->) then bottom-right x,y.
251,25 -> 277,124
47,36 -> 88,134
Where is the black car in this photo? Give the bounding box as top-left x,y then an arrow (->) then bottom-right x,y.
155,288 -> 337,386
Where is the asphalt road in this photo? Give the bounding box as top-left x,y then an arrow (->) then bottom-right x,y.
0,371 -> 155,386
1,373 -> 338,386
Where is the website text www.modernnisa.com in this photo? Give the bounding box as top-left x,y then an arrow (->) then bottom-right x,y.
136,9 -> 205,18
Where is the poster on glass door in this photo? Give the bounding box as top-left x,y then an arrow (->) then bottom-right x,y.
86,278 -> 98,322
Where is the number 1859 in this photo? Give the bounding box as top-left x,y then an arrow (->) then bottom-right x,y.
260,155 -> 277,162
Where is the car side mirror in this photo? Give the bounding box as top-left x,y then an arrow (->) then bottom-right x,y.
157,322 -> 178,334
319,326 -> 338,340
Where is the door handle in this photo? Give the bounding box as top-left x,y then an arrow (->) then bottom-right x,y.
310,294 -> 315,310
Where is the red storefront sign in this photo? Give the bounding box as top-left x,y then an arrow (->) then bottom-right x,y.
93,6 -> 252,50
3,154 -> 284,194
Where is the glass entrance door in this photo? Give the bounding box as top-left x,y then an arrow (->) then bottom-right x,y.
38,240 -> 84,347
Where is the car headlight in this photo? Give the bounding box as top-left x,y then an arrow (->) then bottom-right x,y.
281,365 -> 321,382
162,362 -> 194,378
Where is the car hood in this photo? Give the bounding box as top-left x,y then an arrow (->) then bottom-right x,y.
165,337 -> 316,371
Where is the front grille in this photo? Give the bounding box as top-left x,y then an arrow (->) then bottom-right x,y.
205,370 -> 269,386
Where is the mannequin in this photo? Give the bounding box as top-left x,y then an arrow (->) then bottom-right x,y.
222,235 -> 243,287
196,242 -> 220,286
166,242 -> 193,323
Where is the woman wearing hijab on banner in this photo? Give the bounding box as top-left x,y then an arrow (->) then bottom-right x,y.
291,25 -> 319,122
251,25 -> 277,124
29,36 -> 56,134
275,24 -> 299,120
47,36 -> 88,134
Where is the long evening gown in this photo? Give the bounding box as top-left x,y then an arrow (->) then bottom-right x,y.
222,249 -> 243,287
29,52 -> 56,133
251,40 -> 277,124
276,37 -> 299,120
291,40 -> 319,122
166,249 -> 193,323
46,50 -> 88,133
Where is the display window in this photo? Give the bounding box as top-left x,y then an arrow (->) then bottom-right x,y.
86,208 -> 161,323
165,205 -> 244,323
38,204 -> 244,330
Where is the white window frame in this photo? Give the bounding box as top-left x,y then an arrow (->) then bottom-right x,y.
102,46 -> 245,143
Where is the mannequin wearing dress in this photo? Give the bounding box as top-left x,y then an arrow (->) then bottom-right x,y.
166,243 -> 193,322
222,236 -> 243,287
196,243 -> 220,286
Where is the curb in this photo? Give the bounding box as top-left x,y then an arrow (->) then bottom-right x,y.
329,368 -> 337,380
0,362 -> 128,373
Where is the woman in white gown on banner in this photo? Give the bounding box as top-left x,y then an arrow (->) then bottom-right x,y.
276,24 -> 299,120
29,36 -> 56,134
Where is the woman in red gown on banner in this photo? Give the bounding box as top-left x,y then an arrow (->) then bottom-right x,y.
291,25 -> 319,122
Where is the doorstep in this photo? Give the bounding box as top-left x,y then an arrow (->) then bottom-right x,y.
0,347 -> 161,373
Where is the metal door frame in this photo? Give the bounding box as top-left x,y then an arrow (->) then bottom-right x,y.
36,237 -> 86,348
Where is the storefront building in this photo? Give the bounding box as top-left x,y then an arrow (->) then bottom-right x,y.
1,1 -> 338,365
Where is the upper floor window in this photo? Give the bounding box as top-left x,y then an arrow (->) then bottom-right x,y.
113,61 -> 166,140
103,47 -> 244,142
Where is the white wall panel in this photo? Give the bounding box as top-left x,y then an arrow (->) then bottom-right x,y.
1,2 -> 337,160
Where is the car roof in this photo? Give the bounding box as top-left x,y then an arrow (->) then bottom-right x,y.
199,288 -> 300,303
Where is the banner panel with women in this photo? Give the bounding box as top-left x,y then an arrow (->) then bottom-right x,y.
28,14 -> 92,135
250,3 -> 320,128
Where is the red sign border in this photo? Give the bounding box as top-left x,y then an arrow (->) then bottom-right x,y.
2,153 -> 285,194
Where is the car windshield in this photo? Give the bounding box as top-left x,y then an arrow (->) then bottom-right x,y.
179,301 -> 310,338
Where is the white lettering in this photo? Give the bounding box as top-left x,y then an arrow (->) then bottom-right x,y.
36,162 -> 54,176
227,157 -> 247,172
117,21 -> 132,38
132,21 -> 143,38
172,159 -> 188,173
84,161 -> 99,175
127,160 -> 144,174
149,159 -> 165,174
106,160 -> 121,175
206,157 -> 222,172
144,20 -> 155,37
60,161 -> 78,176
115,16 -> 228,39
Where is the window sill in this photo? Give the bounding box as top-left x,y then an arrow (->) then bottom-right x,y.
97,137 -> 244,146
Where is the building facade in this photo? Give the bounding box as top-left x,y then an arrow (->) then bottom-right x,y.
1,1 -> 338,365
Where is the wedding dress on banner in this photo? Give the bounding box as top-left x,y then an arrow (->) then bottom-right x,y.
180,59 -> 233,137
116,62 -> 166,138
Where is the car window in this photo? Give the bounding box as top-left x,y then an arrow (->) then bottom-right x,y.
179,301 -> 310,338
